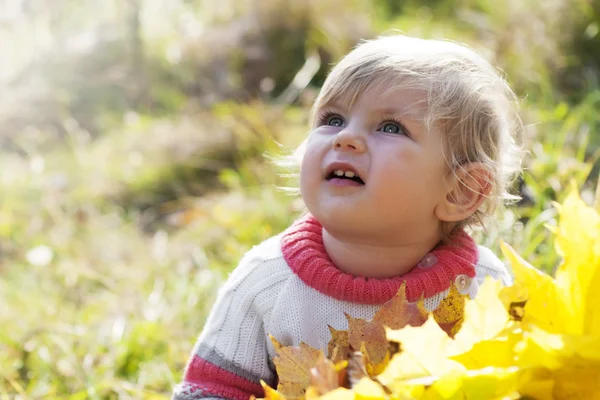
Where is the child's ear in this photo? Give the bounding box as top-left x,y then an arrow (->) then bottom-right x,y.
435,163 -> 492,223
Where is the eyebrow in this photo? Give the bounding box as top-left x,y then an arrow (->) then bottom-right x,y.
316,101 -> 427,121
378,107 -> 407,116
378,105 -> 427,121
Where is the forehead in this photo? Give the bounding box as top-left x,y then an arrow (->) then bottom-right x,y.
317,78 -> 430,120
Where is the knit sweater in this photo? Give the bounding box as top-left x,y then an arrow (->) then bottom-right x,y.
172,215 -> 512,400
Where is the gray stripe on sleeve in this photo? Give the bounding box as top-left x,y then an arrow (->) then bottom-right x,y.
195,344 -> 272,386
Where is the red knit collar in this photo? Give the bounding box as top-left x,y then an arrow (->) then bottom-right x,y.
280,214 -> 477,305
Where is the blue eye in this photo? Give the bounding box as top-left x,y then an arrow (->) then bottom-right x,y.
378,121 -> 408,136
327,116 -> 344,127
382,123 -> 400,133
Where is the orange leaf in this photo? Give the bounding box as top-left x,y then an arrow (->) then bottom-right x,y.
374,282 -> 428,329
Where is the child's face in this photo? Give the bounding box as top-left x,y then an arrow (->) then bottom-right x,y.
300,85 -> 453,244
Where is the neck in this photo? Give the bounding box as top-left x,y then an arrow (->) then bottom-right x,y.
280,214 -> 478,304
322,228 -> 441,278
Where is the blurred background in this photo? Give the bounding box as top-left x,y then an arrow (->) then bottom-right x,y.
0,0 -> 599,398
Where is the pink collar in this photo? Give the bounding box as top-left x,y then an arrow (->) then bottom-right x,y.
280,214 -> 477,305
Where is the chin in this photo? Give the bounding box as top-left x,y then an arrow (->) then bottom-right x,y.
314,206 -> 368,230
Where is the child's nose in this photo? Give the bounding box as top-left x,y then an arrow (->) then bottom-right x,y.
332,128 -> 366,153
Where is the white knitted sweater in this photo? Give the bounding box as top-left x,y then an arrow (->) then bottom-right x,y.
173,219 -> 511,400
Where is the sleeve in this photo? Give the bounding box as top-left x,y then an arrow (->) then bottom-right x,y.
474,245 -> 514,287
172,242 -> 287,400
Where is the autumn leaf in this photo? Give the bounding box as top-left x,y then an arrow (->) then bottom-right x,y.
345,314 -> 390,374
270,335 -> 325,399
451,324 -> 522,369
498,282 -> 528,321
514,328 -> 600,398
373,282 -> 427,330
314,388 -> 355,400
430,283 -> 467,324
428,283 -> 468,337
259,380 -> 288,400
552,186 -> 600,336
501,241 -> 572,333
381,316 -> 464,386
517,368 -> 555,400
552,364 -> 600,400
327,326 -> 349,363
434,367 -> 523,400
515,328 -> 564,371
346,351 -> 369,387
451,277 -> 511,355
307,358 -> 348,396
352,377 -> 388,400
360,342 -> 391,376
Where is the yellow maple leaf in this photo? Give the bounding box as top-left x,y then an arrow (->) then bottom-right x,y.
515,328 -> 600,398
552,363 -> 600,400
517,326 -> 600,370
451,324 -> 522,369
514,367 -> 555,400
380,316 -> 464,386
451,277 -> 510,355
422,367 -> 523,400
552,186 -> 600,336
501,241 -> 573,333
352,377 -> 388,400
317,387 -> 355,400
498,282 -> 528,322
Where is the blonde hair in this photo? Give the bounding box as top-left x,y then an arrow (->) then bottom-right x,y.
287,34 -> 523,232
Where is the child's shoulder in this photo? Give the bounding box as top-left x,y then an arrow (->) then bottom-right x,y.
242,234 -> 286,264
223,234 -> 292,289
474,245 -> 513,286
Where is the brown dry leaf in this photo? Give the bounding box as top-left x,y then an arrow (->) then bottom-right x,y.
374,282 -> 428,329
269,334 -> 325,399
347,351 -> 369,387
346,313 -> 389,367
308,358 -> 349,395
327,326 -> 349,363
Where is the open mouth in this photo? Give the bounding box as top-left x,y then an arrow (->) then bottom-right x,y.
326,169 -> 365,185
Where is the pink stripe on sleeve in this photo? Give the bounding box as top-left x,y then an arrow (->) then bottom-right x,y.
184,355 -> 265,400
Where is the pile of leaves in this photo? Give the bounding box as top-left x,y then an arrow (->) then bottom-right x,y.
258,186 -> 600,400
